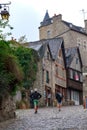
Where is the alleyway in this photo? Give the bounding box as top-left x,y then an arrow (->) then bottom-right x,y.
0,105 -> 87,130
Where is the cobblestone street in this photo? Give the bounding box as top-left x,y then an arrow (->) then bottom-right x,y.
0,105 -> 87,130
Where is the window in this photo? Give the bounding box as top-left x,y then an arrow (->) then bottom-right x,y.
47,30 -> 51,38
46,71 -> 49,83
74,72 -> 79,81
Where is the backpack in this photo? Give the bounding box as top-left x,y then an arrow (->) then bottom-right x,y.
56,92 -> 63,101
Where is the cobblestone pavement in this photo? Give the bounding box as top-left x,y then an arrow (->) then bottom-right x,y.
0,105 -> 87,130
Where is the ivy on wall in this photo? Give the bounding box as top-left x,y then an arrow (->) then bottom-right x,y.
0,40 -> 39,98
0,40 -> 23,97
13,46 -> 39,90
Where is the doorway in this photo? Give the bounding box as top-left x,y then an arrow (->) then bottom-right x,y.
71,90 -> 79,105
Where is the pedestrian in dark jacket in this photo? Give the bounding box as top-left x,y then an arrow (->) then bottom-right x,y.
30,90 -> 34,108
55,90 -> 63,111
30,88 -> 42,114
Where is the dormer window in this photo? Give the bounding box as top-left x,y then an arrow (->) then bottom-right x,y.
80,28 -> 83,32
70,24 -> 72,28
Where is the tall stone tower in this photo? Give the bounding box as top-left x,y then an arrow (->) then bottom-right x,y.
39,11 -> 87,72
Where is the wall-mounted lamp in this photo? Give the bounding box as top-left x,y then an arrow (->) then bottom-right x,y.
0,1 -> 11,20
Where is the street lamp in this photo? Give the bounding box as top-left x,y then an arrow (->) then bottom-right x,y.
0,1 -> 11,20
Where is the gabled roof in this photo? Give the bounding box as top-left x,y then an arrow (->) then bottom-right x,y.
47,38 -> 63,60
65,47 -> 82,67
40,10 -> 52,27
29,38 -> 65,60
29,43 -> 46,58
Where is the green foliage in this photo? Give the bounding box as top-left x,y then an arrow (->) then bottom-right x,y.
0,39 -> 39,98
0,40 -> 23,97
0,20 -> 13,40
13,46 -> 39,90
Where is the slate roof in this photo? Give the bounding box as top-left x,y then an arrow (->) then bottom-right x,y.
65,47 -> 82,67
47,38 -> 62,60
29,38 -> 65,61
29,40 -> 47,58
62,21 -> 86,35
40,10 -> 52,27
40,11 -> 87,35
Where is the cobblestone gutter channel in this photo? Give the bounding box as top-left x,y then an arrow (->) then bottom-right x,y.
0,106 -> 87,130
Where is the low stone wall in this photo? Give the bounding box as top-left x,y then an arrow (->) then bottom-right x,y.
0,96 -> 16,122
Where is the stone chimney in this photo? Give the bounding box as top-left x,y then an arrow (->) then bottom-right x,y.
53,14 -> 62,22
84,20 -> 87,33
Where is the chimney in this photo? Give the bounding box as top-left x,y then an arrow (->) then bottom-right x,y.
84,20 -> 87,33
53,14 -> 62,22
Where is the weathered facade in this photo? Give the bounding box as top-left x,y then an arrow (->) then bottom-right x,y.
39,11 -> 87,72
39,11 -> 87,100
29,38 -> 66,106
65,47 -> 83,105
0,96 -> 16,122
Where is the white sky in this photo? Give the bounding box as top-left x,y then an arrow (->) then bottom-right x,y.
1,0 -> 87,41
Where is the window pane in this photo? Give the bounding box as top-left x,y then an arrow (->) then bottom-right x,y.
74,72 -> 79,81
46,71 -> 49,83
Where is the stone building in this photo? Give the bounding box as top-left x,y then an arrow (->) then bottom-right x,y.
28,38 -> 66,106
39,10 -> 87,99
39,11 -> 87,72
65,47 -> 83,105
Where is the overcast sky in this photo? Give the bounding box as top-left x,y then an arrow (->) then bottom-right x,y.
1,0 -> 87,41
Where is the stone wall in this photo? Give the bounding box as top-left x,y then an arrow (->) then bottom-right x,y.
39,14 -> 87,100
0,96 -> 16,122
32,48 -> 67,107
39,14 -> 87,68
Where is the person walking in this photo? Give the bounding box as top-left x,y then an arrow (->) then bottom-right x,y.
30,90 -> 34,108
30,88 -> 42,114
55,90 -> 63,111
47,91 -> 51,106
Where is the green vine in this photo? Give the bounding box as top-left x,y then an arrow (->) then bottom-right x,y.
13,46 -> 39,90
